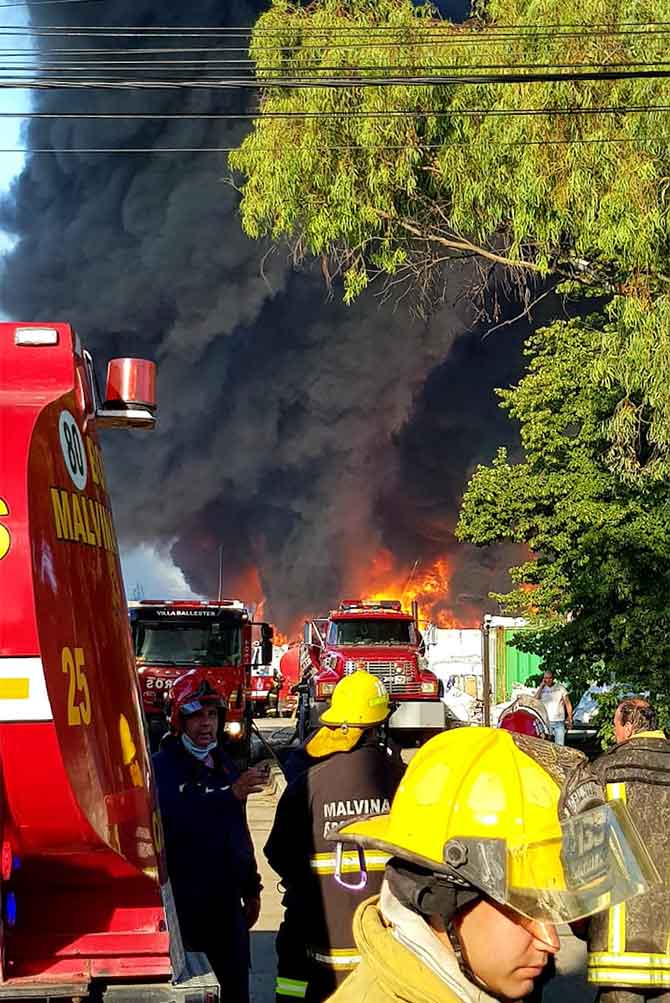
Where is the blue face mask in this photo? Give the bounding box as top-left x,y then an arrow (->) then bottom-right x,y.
181,732 -> 217,761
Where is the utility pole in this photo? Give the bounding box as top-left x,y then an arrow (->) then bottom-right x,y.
217,545 -> 224,601
482,614 -> 492,726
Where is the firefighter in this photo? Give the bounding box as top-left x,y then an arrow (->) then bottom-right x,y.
152,669 -> 267,1003
266,670 -> 404,1003
585,697 -> 670,1002
324,727 -> 657,1003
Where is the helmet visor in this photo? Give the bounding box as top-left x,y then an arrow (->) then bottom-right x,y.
498,800 -> 659,923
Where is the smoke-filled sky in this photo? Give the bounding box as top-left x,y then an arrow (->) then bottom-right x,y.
1,0 -> 526,630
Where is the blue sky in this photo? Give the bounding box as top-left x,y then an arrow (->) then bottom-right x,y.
0,5 -> 30,254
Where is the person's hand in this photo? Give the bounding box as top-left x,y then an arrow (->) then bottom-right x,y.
232,767 -> 268,801
243,895 -> 261,929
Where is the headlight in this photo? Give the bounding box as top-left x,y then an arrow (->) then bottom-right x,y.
421,680 -> 438,695
317,682 -> 337,698
225,721 -> 243,738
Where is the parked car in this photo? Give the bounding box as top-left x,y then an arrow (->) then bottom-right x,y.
572,684 -> 610,736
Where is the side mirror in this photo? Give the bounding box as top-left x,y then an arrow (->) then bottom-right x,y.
97,358 -> 157,430
261,623 -> 274,666
303,622 -> 313,646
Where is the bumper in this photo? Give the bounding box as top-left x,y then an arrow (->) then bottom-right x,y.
105,952 -> 218,1001
0,955 -> 218,1002
388,700 -> 447,731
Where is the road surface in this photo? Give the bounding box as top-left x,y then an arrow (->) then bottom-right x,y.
247,719 -> 595,1003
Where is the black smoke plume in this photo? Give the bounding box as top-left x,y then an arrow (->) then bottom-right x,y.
1,0 -> 523,630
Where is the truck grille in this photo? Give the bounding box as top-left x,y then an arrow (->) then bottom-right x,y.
351,661 -> 421,696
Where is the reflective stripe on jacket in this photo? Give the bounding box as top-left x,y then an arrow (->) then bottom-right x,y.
587,735 -> 670,988
265,736 -> 403,990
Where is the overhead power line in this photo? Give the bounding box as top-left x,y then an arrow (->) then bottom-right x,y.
2,65 -> 670,89
3,135 -> 670,153
0,0 -> 102,5
3,103 -> 670,120
3,24 -> 670,41
7,58 -> 670,74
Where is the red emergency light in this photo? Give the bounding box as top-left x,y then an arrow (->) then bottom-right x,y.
95,357 -> 157,430
105,358 -> 156,410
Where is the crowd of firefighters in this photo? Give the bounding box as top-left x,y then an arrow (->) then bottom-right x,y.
153,666 -> 670,1003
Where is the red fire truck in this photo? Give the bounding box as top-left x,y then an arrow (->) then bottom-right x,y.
0,322 -> 217,1000
248,643 -> 280,717
129,600 -> 273,749
301,600 -> 446,744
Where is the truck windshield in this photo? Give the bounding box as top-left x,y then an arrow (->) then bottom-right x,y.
331,619 -> 416,646
134,622 -> 241,666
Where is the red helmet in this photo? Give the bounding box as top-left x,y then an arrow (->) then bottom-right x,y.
498,708 -> 549,739
169,669 -> 226,732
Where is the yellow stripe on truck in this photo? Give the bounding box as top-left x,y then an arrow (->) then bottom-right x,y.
0,678 -> 29,699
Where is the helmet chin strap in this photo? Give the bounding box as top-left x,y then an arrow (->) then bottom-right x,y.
446,920 -> 516,1003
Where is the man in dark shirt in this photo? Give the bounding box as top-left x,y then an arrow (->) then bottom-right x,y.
153,669 -> 267,1003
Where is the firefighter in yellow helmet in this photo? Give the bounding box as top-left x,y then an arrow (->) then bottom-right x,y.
324,727 -> 658,1003
266,671 -> 404,1003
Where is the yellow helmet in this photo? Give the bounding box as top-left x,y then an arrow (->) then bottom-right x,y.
333,727 -> 658,923
305,672 -> 390,758
320,670 -> 390,727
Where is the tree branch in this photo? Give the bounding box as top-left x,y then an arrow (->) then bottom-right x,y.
377,212 -> 545,274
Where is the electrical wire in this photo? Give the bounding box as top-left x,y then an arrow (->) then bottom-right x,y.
0,0 -> 101,5
1,65 -> 670,88
8,58 -> 670,74
3,135 -> 670,153
5,24 -> 670,40
0,35 -> 669,55
6,20 -> 670,30
2,103 -> 670,120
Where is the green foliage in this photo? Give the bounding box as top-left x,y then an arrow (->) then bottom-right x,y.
457,318 -> 670,710
229,0 -> 670,478
231,0 -> 670,688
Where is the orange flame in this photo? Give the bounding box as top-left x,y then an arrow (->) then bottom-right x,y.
361,549 -> 478,628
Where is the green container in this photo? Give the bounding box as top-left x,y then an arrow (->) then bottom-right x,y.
495,629 -> 543,701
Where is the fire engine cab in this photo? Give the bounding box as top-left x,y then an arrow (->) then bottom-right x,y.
301,599 -> 446,744
0,322 -> 217,1000
129,600 -> 273,750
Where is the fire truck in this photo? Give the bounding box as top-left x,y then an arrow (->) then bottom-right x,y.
0,322 -> 217,1000
248,643 -> 280,717
129,601 -> 273,751
301,599 -> 446,744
